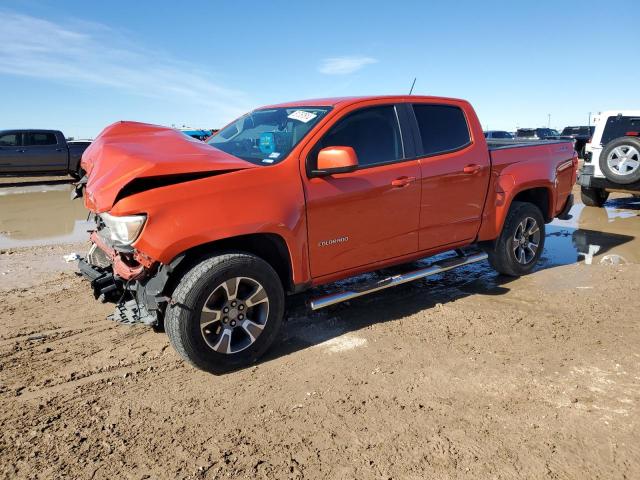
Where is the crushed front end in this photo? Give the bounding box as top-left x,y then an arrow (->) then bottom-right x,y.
78,214 -> 177,328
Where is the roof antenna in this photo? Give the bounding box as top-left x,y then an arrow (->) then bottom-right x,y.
408,77 -> 417,95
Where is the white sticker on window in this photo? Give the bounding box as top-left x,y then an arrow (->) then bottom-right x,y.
288,110 -> 317,123
262,158 -> 275,164
269,152 -> 281,159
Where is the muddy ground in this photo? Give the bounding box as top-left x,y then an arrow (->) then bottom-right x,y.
1,180 -> 639,479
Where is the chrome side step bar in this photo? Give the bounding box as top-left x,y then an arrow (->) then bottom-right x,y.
309,251 -> 488,311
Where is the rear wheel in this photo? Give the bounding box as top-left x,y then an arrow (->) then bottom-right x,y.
165,252 -> 284,373
487,201 -> 545,277
580,186 -> 609,207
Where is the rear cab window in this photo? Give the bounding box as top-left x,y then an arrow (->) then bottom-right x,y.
412,104 -> 471,155
25,132 -> 58,146
601,116 -> 640,145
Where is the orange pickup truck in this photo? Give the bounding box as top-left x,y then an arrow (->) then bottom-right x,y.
77,95 -> 577,372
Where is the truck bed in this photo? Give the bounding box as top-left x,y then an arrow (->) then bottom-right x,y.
486,139 -> 572,150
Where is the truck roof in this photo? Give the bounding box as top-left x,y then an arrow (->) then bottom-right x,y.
259,95 -> 468,109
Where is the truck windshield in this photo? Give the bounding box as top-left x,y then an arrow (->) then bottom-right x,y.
207,107 -> 331,164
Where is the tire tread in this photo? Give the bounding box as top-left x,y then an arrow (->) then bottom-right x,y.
165,252 -> 284,373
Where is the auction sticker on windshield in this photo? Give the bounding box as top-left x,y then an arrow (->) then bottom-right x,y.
288,110 -> 317,123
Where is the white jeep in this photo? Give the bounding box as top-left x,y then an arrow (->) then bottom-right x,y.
580,110 -> 640,206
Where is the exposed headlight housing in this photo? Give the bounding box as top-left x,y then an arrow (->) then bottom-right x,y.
100,212 -> 146,246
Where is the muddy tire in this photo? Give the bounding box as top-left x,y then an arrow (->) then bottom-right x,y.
580,186 -> 609,207
165,252 -> 284,374
487,201 -> 545,277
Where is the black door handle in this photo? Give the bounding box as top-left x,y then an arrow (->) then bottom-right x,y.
16,149 -> 26,153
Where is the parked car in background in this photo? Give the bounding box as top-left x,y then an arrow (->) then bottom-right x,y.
76,95 -> 577,373
516,128 -> 560,140
484,130 -> 514,139
179,128 -> 216,141
0,129 -> 90,178
559,126 -> 594,158
579,111 -> 640,206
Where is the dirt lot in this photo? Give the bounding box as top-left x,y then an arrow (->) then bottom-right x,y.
1,182 -> 639,479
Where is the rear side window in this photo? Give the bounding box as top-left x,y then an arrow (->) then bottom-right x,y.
311,105 -> 403,168
0,132 -> 20,147
25,132 -> 58,146
601,116 -> 640,145
413,104 -> 470,155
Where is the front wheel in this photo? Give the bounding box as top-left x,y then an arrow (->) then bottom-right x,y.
487,201 -> 545,277
165,252 -> 284,373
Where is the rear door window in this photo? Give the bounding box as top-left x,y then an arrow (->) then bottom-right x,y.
412,104 -> 470,155
601,116 -> 640,145
0,132 -> 21,147
25,132 -> 58,146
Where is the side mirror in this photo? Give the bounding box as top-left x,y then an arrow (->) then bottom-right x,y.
313,146 -> 358,176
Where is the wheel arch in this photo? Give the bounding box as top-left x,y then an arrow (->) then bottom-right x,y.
165,233 -> 297,297
477,178 -> 555,242
511,186 -> 553,222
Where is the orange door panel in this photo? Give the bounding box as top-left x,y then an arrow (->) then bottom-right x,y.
409,102 -> 491,251
418,147 -> 491,250
304,160 -> 421,278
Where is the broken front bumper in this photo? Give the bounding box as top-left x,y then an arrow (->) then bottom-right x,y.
78,238 -> 180,327
78,257 -> 122,302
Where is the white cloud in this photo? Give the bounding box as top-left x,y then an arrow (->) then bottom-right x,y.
318,55 -> 378,75
0,11 -> 251,118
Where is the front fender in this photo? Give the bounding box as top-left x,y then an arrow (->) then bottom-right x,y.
109,165 -> 311,285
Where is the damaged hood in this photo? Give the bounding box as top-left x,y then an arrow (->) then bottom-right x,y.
82,121 -> 256,212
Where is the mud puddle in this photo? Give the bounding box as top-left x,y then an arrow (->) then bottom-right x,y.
545,198 -> 640,266
0,184 -> 91,248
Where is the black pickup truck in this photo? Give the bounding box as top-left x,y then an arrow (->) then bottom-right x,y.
0,129 -> 91,178
558,126 -> 594,159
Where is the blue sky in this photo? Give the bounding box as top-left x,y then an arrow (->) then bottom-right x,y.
0,0 -> 637,138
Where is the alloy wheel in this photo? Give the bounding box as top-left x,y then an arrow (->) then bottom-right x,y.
199,276 -> 269,354
512,217 -> 540,265
607,145 -> 640,176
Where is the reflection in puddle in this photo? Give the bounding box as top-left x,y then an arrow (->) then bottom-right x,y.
0,184 -> 91,248
545,199 -> 640,266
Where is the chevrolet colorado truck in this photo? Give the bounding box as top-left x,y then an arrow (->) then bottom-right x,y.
0,129 -> 90,178
76,95 -> 577,373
